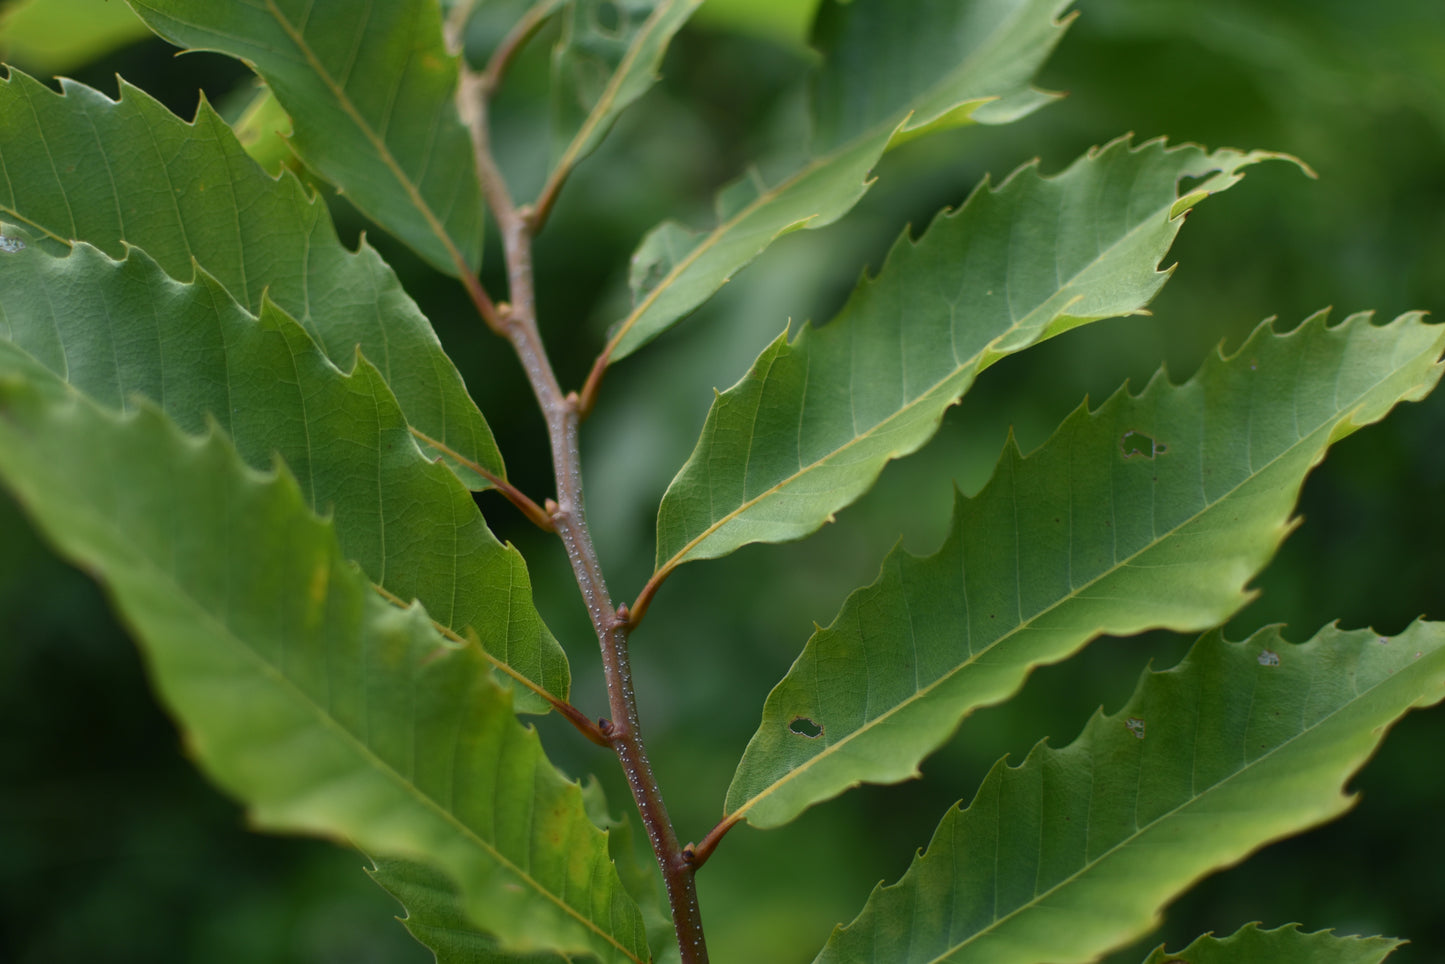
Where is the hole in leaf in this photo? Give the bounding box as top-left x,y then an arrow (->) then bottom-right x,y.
1120,429 -> 1167,460
788,716 -> 822,739
1257,648 -> 1281,667
0,235 -> 25,253
1125,717 -> 1146,740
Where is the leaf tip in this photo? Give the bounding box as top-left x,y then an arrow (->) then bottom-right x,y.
1168,189 -> 1210,220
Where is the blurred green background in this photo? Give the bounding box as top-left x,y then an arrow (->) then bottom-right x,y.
2,0 -> 1442,961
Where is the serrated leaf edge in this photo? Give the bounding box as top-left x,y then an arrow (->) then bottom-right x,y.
0,380 -> 645,963
726,309 -> 1445,826
126,0 -> 482,278
656,138 -> 1297,578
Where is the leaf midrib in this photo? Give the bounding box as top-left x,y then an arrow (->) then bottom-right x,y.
121,0 -> 466,265
607,0 -> 1063,358
656,189 -> 1183,577
730,363 -> 1388,824
86,463 -> 641,962
371,581 -> 562,711
554,0 -> 685,189
2,80 -> 80,247
258,0 -> 474,276
917,644 -> 1426,964
8,274 -> 558,711
606,137 -> 867,361
893,0 -> 1049,137
1,322 -> 623,953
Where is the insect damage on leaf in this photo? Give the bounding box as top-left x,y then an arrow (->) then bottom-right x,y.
788,716 -> 823,739
1120,429 -> 1168,459
2,2 -> 1442,963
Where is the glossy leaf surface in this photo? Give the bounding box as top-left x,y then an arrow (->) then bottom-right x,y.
0,70 -> 500,488
0,236 -> 566,711
0,369 -> 649,964
657,139 -> 1295,577
727,310 -> 1445,827
815,622 -> 1445,963
125,0 -> 485,277
607,0 -> 1073,362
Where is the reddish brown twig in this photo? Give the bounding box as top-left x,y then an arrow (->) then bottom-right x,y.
685,814 -> 741,870
407,427 -> 555,532
454,48 -> 712,964
371,584 -> 606,746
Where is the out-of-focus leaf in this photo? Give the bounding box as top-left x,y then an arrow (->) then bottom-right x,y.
367,779 -> 665,963
124,0 -> 485,277
581,781 -> 680,964
551,0 -> 703,176
230,83 -> 294,176
0,367 -> 650,964
0,0 -> 151,71
369,771 -> 677,964
814,622 -> 1445,963
0,235 -> 566,712
1140,923 -> 1403,964
370,856 -> 575,963
726,310 -> 1445,828
656,139 -> 1297,578
0,70 -> 500,489
690,0 -> 817,47
809,0 -> 1065,149
1090,0 -> 1445,138
606,0 -> 1074,363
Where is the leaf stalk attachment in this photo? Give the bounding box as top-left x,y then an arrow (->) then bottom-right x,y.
370,583 -> 606,744
484,0 -> 562,95
455,41 -> 711,964
686,814 -> 741,870
407,427 -> 556,531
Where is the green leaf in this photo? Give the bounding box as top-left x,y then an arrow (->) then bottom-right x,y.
809,0 -> 1067,150
726,310 -> 1445,828
371,776 -> 679,964
605,0 -> 1074,363
0,0 -> 152,71
1140,923 -> 1404,964
371,856 -> 577,963
124,0 -> 485,278
656,139 -> 1297,577
0,69 -> 500,489
551,0 -> 703,176
814,622 -> 1445,964
231,83 -> 295,176
690,0 -> 817,48
0,236 -> 566,712
581,782 -> 681,964
0,369 -> 650,964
